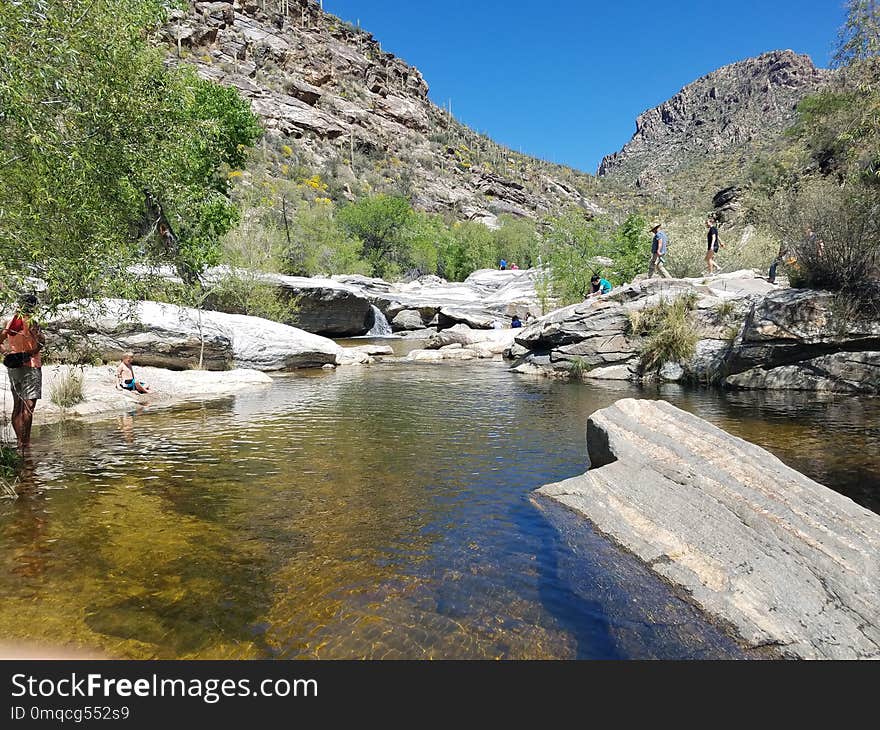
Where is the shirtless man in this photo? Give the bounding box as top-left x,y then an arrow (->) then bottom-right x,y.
116,352 -> 150,394
0,294 -> 45,449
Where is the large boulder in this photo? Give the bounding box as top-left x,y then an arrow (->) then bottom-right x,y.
423,324 -> 516,358
272,276 -> 374,336
205,270 -> 375,337
426,323 -> 515,350
48,300 -> 344,371
1,364 -> 271,427
537,399 -> 880,659
509,272 -> 785,382
728,288 -> 880,374
334,268 -> 544,328
437,307 -> 498,330
726,351 -> 880,394
512,300 -> 640,376
391,309 -> 428,331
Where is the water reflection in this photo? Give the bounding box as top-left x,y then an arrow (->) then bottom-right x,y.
0,363 -> 877,658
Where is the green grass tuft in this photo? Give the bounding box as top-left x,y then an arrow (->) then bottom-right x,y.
629,295 -> 699,371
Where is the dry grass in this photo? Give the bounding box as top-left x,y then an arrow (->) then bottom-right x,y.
50,367 -> 84,408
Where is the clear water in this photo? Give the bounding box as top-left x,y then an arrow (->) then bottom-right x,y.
0,362 -> 877,659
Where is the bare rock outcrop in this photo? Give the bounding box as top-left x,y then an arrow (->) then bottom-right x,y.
165,1 -> 602,220
48,299 -> 345,371
598,51 -> 832,192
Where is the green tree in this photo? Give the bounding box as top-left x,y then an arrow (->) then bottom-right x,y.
439,221 -> 494,280
492,216 -> 539,269
544,212 -> 615,304
0,0 -> 262,310
610,213 -> 648,284
288,201 -> 367,276
336,195 -> 416,277
833,0 -> 880,68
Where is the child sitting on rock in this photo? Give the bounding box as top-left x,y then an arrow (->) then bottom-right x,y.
116,353 -> 150,394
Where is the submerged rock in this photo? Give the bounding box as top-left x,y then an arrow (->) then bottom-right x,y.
537,398 -> 880,659
658,361 -> 685,381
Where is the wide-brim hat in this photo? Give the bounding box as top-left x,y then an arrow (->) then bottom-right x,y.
650,223 -> 662,231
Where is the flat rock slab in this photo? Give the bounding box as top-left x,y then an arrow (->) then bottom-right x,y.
0,365 -> 271,430
537,398 -> 880,659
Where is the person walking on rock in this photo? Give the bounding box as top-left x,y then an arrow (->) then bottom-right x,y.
705,218 -> 724,275
648,223 -> 672,279
0,294 -> 45,450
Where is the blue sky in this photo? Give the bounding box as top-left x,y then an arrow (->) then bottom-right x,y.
322,0 -> 847,174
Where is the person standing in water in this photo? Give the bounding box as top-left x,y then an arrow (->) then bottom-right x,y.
0,294 -> 45,450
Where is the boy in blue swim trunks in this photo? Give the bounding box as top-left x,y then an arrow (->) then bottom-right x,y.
116,352 -> 150,393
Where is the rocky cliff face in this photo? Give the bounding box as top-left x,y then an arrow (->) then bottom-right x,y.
598,51 -> 832,192
163,1 -> 602,223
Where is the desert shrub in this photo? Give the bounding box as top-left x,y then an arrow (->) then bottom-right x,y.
285,201 -> 368,276
714,300 -> 737,319
662,216 -> 712,277
768,179 -> 880,297
659,214 -> 779,278
50,367 -> 85,408
222,210 -> 286,274
207,272 -> 298,323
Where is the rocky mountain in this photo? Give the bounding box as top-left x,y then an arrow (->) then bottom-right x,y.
598,51 -> 832,198
163,0 -> 603,225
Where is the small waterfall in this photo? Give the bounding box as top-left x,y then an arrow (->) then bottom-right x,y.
366,305 -> 393,336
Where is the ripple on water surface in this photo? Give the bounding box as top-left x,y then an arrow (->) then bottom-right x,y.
0,363 -> 877,659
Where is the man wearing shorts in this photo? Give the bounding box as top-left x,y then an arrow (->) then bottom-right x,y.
0,294 -> 44,449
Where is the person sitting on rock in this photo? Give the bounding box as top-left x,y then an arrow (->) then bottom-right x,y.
587,274 -> 613,298
117,353 -> 150,394
511,315 -> 523,328
499,259 -> 507,271
509,262 -> 520,270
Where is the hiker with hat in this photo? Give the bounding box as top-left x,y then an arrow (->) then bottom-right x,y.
0,293 -> 45,450
648,222 -> 672,279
